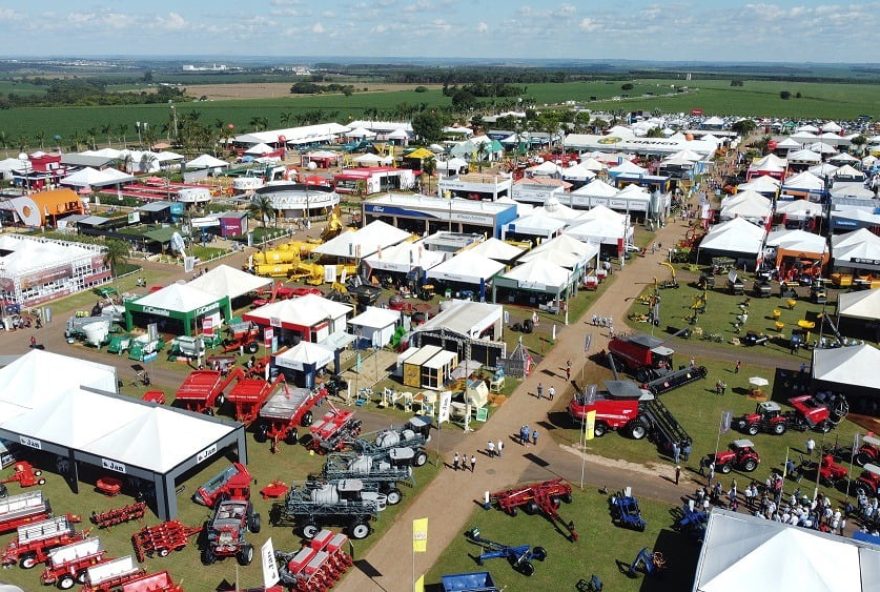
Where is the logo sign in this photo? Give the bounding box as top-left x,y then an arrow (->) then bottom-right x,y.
720,410 -> 733,434
127,211 -> 140,224
102,459 -> 126,474
142,306 -> 171,317
270,316 -> 281,328
261,538 -> 280,587
196,444 -> 218,464
195,303 -> 220,317
19,436 -> 42,450
264,328 -> 274,348
202,317 -> 214,338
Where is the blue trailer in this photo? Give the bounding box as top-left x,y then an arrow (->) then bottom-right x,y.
441,571 -> 499,592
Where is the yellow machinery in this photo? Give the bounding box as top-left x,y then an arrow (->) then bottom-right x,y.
657,262 -> 679,289
321,206 -> 344,242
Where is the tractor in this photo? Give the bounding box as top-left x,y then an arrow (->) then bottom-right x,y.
802,454 -> 848,488
608,490 -> 646,531
735,394 -> 848,436
855,435 -> 880,467
707,440 -> 760,474
464,528 -> 547,577
854,464 -> 880,498
201,499 -> 261,566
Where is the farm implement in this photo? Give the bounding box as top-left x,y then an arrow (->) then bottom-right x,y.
40,537 -> 109,590
0,491 -> 55,534
321,452 -> 414,506
346,417 -> 432,466
193,462 -> 253,507
254,386 -> 328,452
90,502 -> 147,529
132,520 -> 203,561
2,461 -> 46,489
608,489 -> 646,531
488,478 -> 578,541
273,478 -> 386,540
174,367 -> 245,415
275,529 -> 353,592
2,515 -> 84,568
307,407 -> 363,454
464,527 -> 547,577
79,556 -> 144,592
226,374 -> 287,426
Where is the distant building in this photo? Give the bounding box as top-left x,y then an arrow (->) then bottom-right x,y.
181,64 -> 228,72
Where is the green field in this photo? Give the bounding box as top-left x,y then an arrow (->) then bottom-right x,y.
0,80 -> 46,97
426,488 -> 698,592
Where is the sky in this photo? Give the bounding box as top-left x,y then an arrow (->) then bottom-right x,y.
0,1 -> 875,62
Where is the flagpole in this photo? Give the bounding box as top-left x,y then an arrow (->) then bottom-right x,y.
580,412 -> 587,489
845,432 -> 859,507
412,521 -> 415,592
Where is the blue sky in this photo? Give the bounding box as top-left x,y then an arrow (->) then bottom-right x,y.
0,1 -> 874,62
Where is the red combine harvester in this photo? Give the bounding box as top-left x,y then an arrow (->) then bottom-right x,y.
275,529 -> 354,592
226,374 -> 287,425
40,537 -> 109,589
254,386 -> 328,452
307,407 -> 363,454
193,463 -> 253,507
175,367 -> 245,415
132,520 -> 203,561
605,333 -> 675,382
734,394 -> 848,436
488,479 -> 578,541
2,515 -> 84,569
80,556 -> 145,592
0,491 -> 55,534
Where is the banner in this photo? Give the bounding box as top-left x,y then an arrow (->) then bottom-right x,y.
202,317 -> 214,337
414,574 -> 425,592
261,538 -> 280,588
412,518 -> 428,553
264,327 -> 274,348
437,391 -> 452,424
720,410 -> 733,434
584,410 -> 597,442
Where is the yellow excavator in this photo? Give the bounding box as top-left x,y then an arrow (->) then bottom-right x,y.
657,261 -> 679,289
321,206 -> 345,242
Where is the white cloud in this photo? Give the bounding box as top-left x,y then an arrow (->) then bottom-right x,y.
404,0 -> 430,12
476,21 -> 489,34
271,0 -> 301,5
155,12 -> 187,31
556,3 -> 576,16
322,10 -> 336,18
312,22 -> 325,34
578,17 -> 600,31
0,8 -> 21,21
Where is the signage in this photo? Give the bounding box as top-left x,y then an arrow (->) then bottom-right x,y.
852,258 -> 880,266
261,539 -> 280,587
475,407 -> 489,422
196,444 -> 218,464
142,306 -> 171,317
191,217 -> 220,228
202,317 -> 214,337
437,391 -> 452,424
269,316 -> 281,328
194,302 -> 220,317
102,458 -> 126,474
19,436 -> 42,450
264,328 -> 274,348
721,410 -> 733,434
127,212 -> 140,224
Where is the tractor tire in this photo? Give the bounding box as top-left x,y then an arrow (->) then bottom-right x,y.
249,512 -> 262,533
856,453 -> 871,467
507,507 -> 518,517
743,459 -> 757,472
519,561 -> 535,577
246,342 -> 259,354
301,523 -> 320,539
637,521 -> 646,532
525,501 -> 539,515
593,423 -> 607,438
349,521 -> 371,540
414,451 -> 428,467
58,575 -> 76,590
532,546 -> 548,561
735,419 -> 747,431
747,424 -> 760,436
216,394 -> 225,407
20,553 -> 38,569
773,423 -> 786,435
386,488 -> 402,506
476,556 -> 483,566
254,426 -> 268,443
238,544 -> 254,566
629,422 -> 647,440
158,548 -> 170,558
285,429 -> 298,445
300,411 -> 313,427
720,463 -> 732,474
37,478 -> 46,485
561,493 -> 573,504
33,470 -> 42,476
201,549 -> 216,565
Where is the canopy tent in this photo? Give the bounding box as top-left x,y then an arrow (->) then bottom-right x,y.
830,184 -> 874,199
60,167 -> 134,188
809,142 -> 838,155
345,127 -> 377,139
808,163 -> 839,178
737,175 -> 781,194
831,209 -> 880,232
186,154 -> 228,170
504,213 -> 568,238
560,163 -> 596,181
796,124 -> 820,134
245,143 -> 275,155
667,149 -> 703,162
765,229 -> 828,268
468,237 -> 525,262
720,189 -> 768,208
832,228 -> 880,271
245,294 -> 352,336
385,128 -> 410,141
813,344 -> 880,392
362,240 -> 445,273
274,341 -> 334,372
348,306 -> 400,348
699,217 -> 767,259
775,137 -> 803,150
532,196 -> 583,222
579,204 -> 628,224
435,158 -> 469,175
187,264 -> 272,301
426,251 -> 505,285
782,171 -> 825,194
496,196 -> 535,217
442,125 -> 473,136
494,259 -> 573,296
787,149 -> 822,164
124,283 -> 230,336
570,179 -> 618,199
519,233 -> 598,269
833,164 -> 865,180
528,161 -> 563,177
693,509 -> 878,592
776,199 -> 822,221
838,290 -> 880,322
719,190 -> 771,222
821,121 -> 843,133
352,153 -> 392,166
579,157 -> 607,172
608,160 -> 648,177
829,152 -> 860,165
748,154 -> 787,177
313,220 -> 410,259
565,218 -> 633,246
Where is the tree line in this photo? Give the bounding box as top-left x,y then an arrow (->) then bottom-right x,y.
0,78 -> 190,109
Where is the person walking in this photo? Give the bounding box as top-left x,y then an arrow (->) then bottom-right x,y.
734,360 -> 741,374
521,425 -> 530,446
675,465 -> 681,486
806,438 -> 816,457
708,461 -> 716,485
672,442 -> 681,464
565,360 -> 572,382
536,382 -> 544,400
682,442 -> 691,462
532,429 -> 539,446
452,452 -> 460,471
470,454 -> 476,473
487,440 -> 495,458
497,439 -> 504,458
548,385 -> 556,401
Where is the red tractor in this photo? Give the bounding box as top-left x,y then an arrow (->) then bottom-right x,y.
734,394 -> 848,436
804,454 -> 848,488
854,464 -> 880,498
707,440 -> 761,474
605,333 -> 675,382
855,435 -> 880,467
201,499 -> 261,566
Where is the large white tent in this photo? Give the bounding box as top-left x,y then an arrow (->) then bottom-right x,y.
494,259 -> 572,297
187,264 -> 272,301
468,238 -> 525,262
832,209 -> 880,234
519,234 -> 599,269
787,149 -> 822,164
838,289 -> 880,321
776,199 -> 822,221
693,509 -> 879,592
813,344 -> 880,391
737,175 -> 781,195
570,179 -> 618,199
832,228 -> 880,271
808,163 -> 839,178
566,218 -> 633,245
245,143 -> 275,155
60,167 -> 134,188
719,191 -> 771,222
765,228 -> 827,257
363,240 -> 445,273
133,282 -> 220,314
426,251 -> 505,285
186,154 -> 229,170
608,160 -> 648,176
314,220 -> 410,259
782,171 -> 825,193
560,163 -> 596,182
274,341 -> 335,372
348,306 -> 401,348
749,154 -> 787,175
504,213 -> 568,238
699,217 -> 767,259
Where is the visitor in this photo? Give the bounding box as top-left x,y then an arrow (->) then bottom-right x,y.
806,438 -> 816,457
452,452 -> 459,471
497,439 -> 504,458
470,455 -> 476,473
674,465 -> 681,486
487,440 -> 495,458
531,429 -> 539,446
548,385 -> 556,401
734,360 -> 741,374
536,382 -> 544,400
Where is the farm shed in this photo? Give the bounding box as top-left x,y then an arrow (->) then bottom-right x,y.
0,350 -> 246,521
348,306 -> 400,348
124,282 -> 231,337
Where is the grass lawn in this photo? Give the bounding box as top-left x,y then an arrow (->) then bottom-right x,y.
426,487 -> 698,592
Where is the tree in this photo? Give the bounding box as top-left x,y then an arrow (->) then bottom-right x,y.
0,131 -> 8,157
280,112 -> 293,127
412,110 -> 447,144
731,119 -> 757,136
730,80 -> 744,87
248,194 -> 276,229
143,70 -> 154,83
140,152 -> 158,174
34,130 -> 46,150
851,134 -> 867,156
780,91 -> 792,100
470,114 -> 485,130
116,123 -> 129,147
795,92 -> 802,99
103,239 -> 130,290
422,156 -> 436,195
249,116 -> 269,131
645,127 -> 665,138
86,127 -> 99,150
101,124 -> 112,147
621,83 -> 634,91
414,86 -> 428,93
16,134 -> 28,153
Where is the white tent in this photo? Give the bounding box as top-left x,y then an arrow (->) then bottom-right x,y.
832,209 -> 880,229
314,220 -> 410,259
566,218 -> 633,245
352,153 -> 392,166
436,158 -> 469,175
782,171 -> 825,192
830,185 -> 874,199
187,264 -> 272,301
386,128 -> 409,141
737,175 -> 781,194
426,251 -> 505,285
560,163 -> 596,181
83,148 -> 123,159
821,121 -> 843,133
274,341 -> 334,372
776,199 -> 822,221
519,234 -> 598,268
765,228 -> 826,254
703,116 -> 725,127
829,152 -> 859,164
348,306 -> 400,347
694,509 -> 877,592
834,164 -> 865,180
838,290 -> 880,321
533,196 -> 583,222
468,238 -> 525,262
807,163 -> 839,178
579,204 -> 628,224
775,137 -> 803,150
247,294 -> 352,330
346,127 -> 377,139
442,125 -> 473,136
245,143 -> 275,155
504,213 -> 567,238
60,167 -> 133,188
615,183 -> 653,205
571,179 -> 618,199
832,228 -> 880,270
719,190 -> 771,222
497,259 -> 572,292
363,240 -> 445,273
668,149 -> 703,162
787,149 -> 822,164
809,142 -> 838,155
608,160 -> 648,176
750,153 -> 787,173
699,217 -> 766,256
133,283 -> 221,314
579,157 -> 607,172
813,344 -> 880,391
528,161 -> 563,177
186,154 -> 228,170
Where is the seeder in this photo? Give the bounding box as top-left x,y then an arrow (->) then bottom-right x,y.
275,529 -> 353,592
464,527 -> 547,577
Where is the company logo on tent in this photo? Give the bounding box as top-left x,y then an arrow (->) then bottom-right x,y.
142,306 -> 171,317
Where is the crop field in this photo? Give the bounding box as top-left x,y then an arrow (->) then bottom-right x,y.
0,80 -> 46,97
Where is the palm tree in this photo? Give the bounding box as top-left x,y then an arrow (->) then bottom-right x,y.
0,131 -> 8,157
139,152 -> 158,174
101,124 -> 113,147
103,239 -> 130,291
248,194 -> 276,229
280,112 -> 293,127
16,134 -> 28,154
249,116 -> 269,132
118,153 -> 134,174
422,156 -> 436,195
116,123 -> 129,148
34,131 -> 46,151
86,127 -> 99,150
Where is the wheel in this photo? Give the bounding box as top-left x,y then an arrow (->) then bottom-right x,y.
856,453 -> 871,467
720,463 -> 732,474
20,553 -> 37,569
237,544 -> 254,566
507,507 -> 518,517
593,422 -> 607,438
386,488 -> 402,505
525,501 -> 539,515
349,521 -> 371,540
532,546 -> 547,561
773,423 -> 786,435
300,411 -> 313,427
413,451 -> 428,467
561,493 -> 573,504
33,470 -> 42,476
819,422 -> 832,434
37,478 -> 46,485
246,342 -> 259,354
76,571 -> 88,584
58,575 -> 76,590
285,429 -> 298,445
249,512 -> 262,533
204,408 -> 215,416
158,548 -> 170,557
748,424 -> 760,436
519,561 -> 535,577
629,423 -> 647,440
201,549 -> 216,565
735,419 -> 747,430
302,523 -> 320,539
743,459 -> 757,472
254,425 -> 267,443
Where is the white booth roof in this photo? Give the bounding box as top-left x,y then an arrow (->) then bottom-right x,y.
700,218 -> 767,255
348,306 -> 400,330
134,283 -> 220,314
425,251 -> 505,285
363,240 -> 445,273
188,264 -> 272,300
813,344 -> 880,391
499,259 -> 571,291
468,238 -> 525,262
314,220 -> 411,259
248,294 -> 352,327
838,289 -> 880,321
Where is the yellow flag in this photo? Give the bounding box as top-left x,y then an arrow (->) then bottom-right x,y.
414,574 -> 425,592
584,410 -> 597,442
412,518 -> 428,553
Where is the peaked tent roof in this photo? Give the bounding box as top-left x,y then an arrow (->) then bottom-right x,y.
813,344 -> 880,390
426,250 -> 505,284
579,157 -> 607,171
776,137 -> 803,149
560,163 -> 596,181
609,160 -> 648,176
765,228 -> 827,254
133,282 -> 221,314
245,143 -> 275,155
809,142 -> 838,155
505,213 -> 568,237
834,164 -> 864,178
808,163 -> 839,178
348,306 -> 400,329
829,152 -> 859,163
787,149 -> 822,163
521,233 -> 598,263
776,199 -> 822,220
699,217 -> 766,255
314,220 -> 410,259
246,293 -> 352,327
830,184 -> 874,199
498,259 -> 571,292
362,239 -> 445,273
187,264 -> 272,300
186,154 -> 228,169
821,121 -> 843,133
832,228 -> 880,263
738,175 -> 781,193
782,171 -> 825,191
468,237 -> 525,261
579,203 -> 628,223
838,289 -> 880,321
274,340 -> 334,370
571,179 -> 618,198
529,161 -> 563,175
796,124 -> 820,133
566,218 -> 631,245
